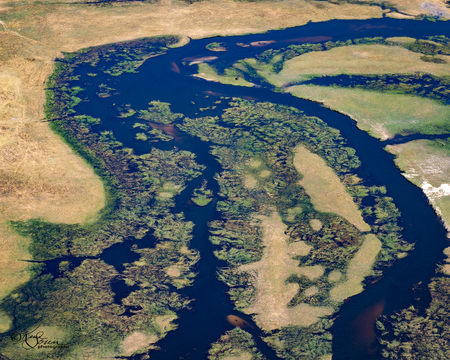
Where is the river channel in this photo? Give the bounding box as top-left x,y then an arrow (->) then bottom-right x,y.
72,18 -> 450,360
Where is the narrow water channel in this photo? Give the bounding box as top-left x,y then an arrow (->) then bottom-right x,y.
72,18 -> 450,359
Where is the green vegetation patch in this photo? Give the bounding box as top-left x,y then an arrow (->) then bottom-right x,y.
133,122 -> 174,142
377,275 -> 450,359
191,180 -> 213,206
195,63 -> 254,87
138,101 -> 183,124
208,328 -> 265,360
206,42 -> 228,52
64,35 -> 179,76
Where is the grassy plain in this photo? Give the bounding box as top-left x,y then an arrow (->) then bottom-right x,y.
288,85 -> 450,140
264,45 -> 450,86
293,145 -> 370,231
238,212 -> 334,330
387,138 -> 450,232
0,120 -> 105,302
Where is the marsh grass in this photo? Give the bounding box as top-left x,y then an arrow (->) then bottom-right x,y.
288,85 -> 450,140
208,327 -> 264,360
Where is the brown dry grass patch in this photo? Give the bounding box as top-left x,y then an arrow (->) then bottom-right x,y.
293,145 -> 370,232
287,240 -> 311,257
243,174 -> 257,189
164,265 -> 182,277
121,332 -> 158,356
222,354 -> 252,360
310,218 -> 323,231
239,212 -> 333,331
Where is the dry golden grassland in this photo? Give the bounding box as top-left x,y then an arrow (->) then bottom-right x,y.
264,44 -> 450,86
239,212 -> 334,331
293,145 -> 371,232
387,139 -> 450,233
0,120 -> 105,302
222,354 -> 252,360
288,85 -> 450,140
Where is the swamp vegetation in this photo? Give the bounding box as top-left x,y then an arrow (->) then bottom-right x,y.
179,99 -> 409,359
189,31 -> 450,358
0,36 -> 203,359
2,24 -> 450,360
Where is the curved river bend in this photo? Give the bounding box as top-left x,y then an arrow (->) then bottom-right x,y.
72,18 -> 450,360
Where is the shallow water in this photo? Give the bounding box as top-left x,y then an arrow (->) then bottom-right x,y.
72,18 -> 450,359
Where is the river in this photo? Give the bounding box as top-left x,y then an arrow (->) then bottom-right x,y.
72,18 -> 450,360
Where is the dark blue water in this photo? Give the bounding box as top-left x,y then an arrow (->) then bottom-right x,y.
71,18 -> 450,360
